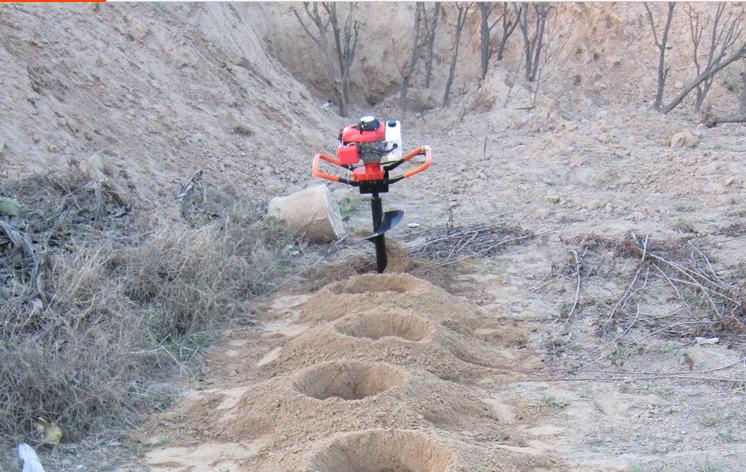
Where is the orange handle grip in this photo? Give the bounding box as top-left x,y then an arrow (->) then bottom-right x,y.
312,153 -> 342,182
394,145 -> 432,180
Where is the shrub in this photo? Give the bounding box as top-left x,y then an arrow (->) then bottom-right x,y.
0,174 -> 295,442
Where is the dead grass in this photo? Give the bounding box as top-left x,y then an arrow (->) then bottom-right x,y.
546,232 -> 746,371
0,173 -> 296,443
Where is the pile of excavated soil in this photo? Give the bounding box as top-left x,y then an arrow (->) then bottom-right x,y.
133,273 -> 562,471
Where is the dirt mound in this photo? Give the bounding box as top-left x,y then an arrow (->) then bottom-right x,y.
301,273 -> 484,324
133,273 -> 556,471
335,311 -> 434,342
308,429 -> 455,472
293,361 -> 406,401
251,274 -> 533,384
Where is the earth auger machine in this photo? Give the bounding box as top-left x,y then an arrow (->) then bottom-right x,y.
312,116 -> 431,273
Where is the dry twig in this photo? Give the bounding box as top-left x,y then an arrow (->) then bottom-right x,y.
566,247 -> 586,321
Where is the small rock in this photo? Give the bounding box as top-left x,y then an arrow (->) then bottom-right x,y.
695,337 -> 719,345
670,129 -> 697,149
407,222 -> 420,228
569,155 -> 585,167
704,182 -> 727,195
545,195 -> 560,204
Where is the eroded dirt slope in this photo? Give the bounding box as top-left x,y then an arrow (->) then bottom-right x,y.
0,3 -> 334,206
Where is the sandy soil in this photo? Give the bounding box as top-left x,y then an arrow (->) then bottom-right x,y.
3,3 -> 746,471
122,273 -> 562,471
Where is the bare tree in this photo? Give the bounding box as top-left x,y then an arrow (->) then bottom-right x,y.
528,7 -> 564,109
478,3 -> 499,80
396,3 -> 425,110
328,3 -> 361,117
685,3 -> 744,114
443,3 -> 473,107
421,3 -> 442,89
478,3 -> 521,80
643,2 -> 676,111
496,2 -> 521,62
293,2 -> 361,116
662,42 -> 745,114
517,3 -> 551,82
292,4 -> 334,80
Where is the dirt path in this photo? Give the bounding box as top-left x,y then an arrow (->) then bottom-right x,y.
121,272 -> 562,471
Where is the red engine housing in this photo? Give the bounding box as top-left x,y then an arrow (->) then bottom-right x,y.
337,145 -> 359,165
336,122 -> 386,166
353,163 -> 385,182
340,122 -> 385,143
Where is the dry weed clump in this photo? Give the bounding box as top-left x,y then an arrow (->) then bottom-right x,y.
121,202 -> 294,339
0,245 -> 166,440
0,173 -> 295,442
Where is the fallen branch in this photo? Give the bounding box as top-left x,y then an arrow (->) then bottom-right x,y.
607,266 -> 642,323
653,262 -> 683,299
627,235 -> 737,321
566,247 -> 586,322
530,375 -> 746,383
691,243 -> 726,288
413,227 -> 556,270
0,219 -> 46,302
558,356 -> 746,378
704,113 -> 746,127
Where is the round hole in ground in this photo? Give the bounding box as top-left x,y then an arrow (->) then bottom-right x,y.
309,429 -> 455,472
336,311 -> 433,342
294,361 -> 405,400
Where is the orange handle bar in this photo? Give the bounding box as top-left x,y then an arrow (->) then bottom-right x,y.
312,153 -> 343,183
312,146 -> 431,186
393,145 -> 431,180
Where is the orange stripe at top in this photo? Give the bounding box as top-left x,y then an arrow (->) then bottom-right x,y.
2,0 -> 107,2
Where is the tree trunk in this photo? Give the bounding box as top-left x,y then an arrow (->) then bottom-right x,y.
693,77 -> 715,115
478,3 -> 492,80
518,3 -> 531,80
741,71 -> 746,114
423,3 -> 441,89
661,44 -> 745,114
443,4 -> 470,107
401,3 -> 423,110
401,74 -> 411,110
340,72 -> 350,116
528,6 -> 547,82
496,3 -> 519,61
644,2 -> 676,111
518,4 -> 548,83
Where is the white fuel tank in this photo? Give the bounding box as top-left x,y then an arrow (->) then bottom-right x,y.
383,119 -> 403,163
